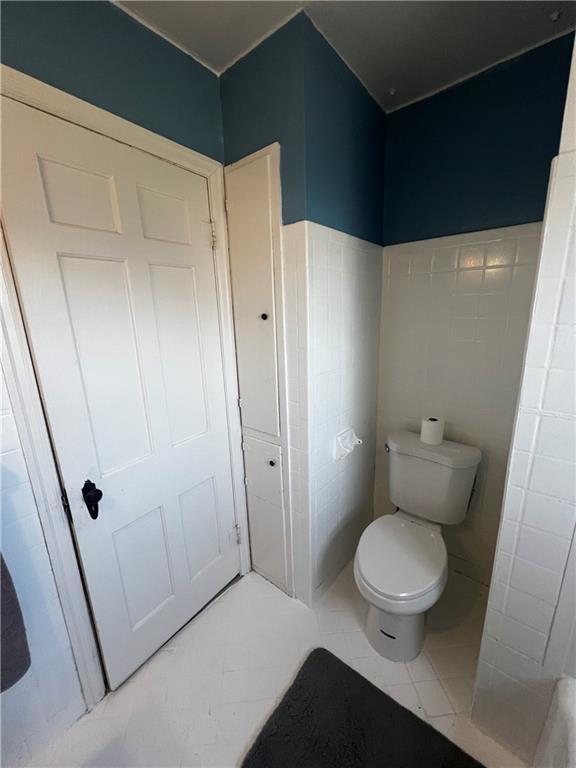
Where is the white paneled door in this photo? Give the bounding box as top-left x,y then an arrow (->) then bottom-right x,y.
2,98 -> 241,689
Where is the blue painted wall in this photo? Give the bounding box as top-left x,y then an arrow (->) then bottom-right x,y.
221,15 -> 307,223
384,33 -> 574,245
2,4 -> 572,246
222,13 -> 385,244
303,21 -> 385,245
1,1 -> 224,161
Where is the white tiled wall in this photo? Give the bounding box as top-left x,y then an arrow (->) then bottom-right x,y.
283,221 -> 312,605
1,365 -> 85,765
472,148 -> 576,764
375,224 -> 541,585
307,223 -> 382,598
283,222 -> 382,605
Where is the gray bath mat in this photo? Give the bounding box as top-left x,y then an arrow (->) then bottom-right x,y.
242,648 -> 484,768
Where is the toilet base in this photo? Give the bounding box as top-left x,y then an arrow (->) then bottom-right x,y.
366,604 -> 425,661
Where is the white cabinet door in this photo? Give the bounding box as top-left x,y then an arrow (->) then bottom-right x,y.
2,98 -> 241,689
225,154 -> 280,436
243,437 -> 287,589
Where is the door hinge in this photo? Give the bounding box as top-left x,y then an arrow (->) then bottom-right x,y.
61,489 -> 72,522
232,523 -> 242,544
238,397 -> 245,409
209,220 -> 217,249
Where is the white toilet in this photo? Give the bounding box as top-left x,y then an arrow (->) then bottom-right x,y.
354,430 -> 481,662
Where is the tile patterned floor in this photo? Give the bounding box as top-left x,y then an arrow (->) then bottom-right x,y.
29,565 -> 525,767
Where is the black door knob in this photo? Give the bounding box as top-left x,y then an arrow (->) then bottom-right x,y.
260,313 -> 268,320
268,460 -> 276,467
82,480 -> 103,520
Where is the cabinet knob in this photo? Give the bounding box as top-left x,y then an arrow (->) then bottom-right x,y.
260,313 -> 268,320
268,460 -> 276,467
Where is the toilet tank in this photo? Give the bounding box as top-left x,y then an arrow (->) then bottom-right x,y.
387,431 -> 482,525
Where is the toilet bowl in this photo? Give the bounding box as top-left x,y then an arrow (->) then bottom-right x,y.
354,430 -> 481,662
354,512 -> 447,661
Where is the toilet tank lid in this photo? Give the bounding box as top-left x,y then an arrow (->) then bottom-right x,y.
387,430 -> 482,469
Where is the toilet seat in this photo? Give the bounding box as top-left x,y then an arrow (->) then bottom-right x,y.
354,514 -> 447,615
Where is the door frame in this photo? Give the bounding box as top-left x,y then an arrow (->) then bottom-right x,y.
0,64 -> 251,706
1,229 -> 106,708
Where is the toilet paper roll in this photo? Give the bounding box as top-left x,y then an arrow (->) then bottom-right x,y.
420,417 -> 444,445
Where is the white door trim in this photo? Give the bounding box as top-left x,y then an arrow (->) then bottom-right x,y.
0,65 -> 251,703
207,166 -> 252,576
0,66 -> 220,177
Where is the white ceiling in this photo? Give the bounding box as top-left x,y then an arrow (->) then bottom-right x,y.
116,1 -> 576,111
